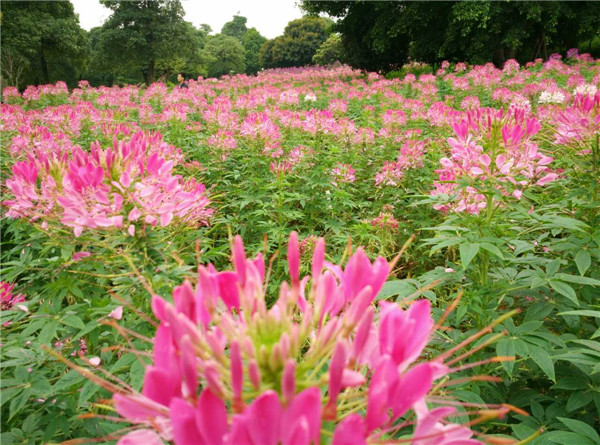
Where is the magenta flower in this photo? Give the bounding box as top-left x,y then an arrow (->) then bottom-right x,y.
431,109 -> 557,214
3,131 -> 212,236
1,282 -> 26,311
63,232 -> 507,444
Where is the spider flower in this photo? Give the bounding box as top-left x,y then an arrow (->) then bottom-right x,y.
3,132 -> 212,236
77,233 -> 508,445
432,109 -> 556,214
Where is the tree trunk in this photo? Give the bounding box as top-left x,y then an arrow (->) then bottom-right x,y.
147,60 -> 156,85
40,49 -> 49,84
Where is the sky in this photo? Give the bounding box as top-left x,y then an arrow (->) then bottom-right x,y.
71,0 -> 305,39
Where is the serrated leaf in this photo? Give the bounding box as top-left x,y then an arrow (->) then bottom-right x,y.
575,250 -> 592,276
549,281 -> 579,306
459,242 -> 480,269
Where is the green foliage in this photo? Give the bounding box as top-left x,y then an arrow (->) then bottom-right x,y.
259,16 -> 332,68
221,15 -> 248,42
301,1 -> 600,70
0,0 -> 89,88
201,34 -> 246,78
243,28 -> 267,75
312,33 -> 346,66
96,0 -> 196,85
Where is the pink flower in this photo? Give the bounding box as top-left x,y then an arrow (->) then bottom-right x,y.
413,404 -> 483,444
108,306 -> 123,320
73,251 -> 91,261
117,430 -> 164,445
1,282 -> 26,311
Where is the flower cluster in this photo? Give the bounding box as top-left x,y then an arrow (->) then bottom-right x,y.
91,233 -> 498,445
371,205 -> 400,230
554,92 -> 600,147
3,132 -> 213,237
432,110 -> 556,214
374,140 -> 426,187
0,282 -> 26,311
330,163 -> 356,186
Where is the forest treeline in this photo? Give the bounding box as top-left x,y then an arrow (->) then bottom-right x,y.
1,0 -> 599,88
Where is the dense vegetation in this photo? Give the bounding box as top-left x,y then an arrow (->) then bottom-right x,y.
2,0 -> 600,89
1,52 -> 599,443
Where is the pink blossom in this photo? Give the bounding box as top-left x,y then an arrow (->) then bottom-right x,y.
109,306 -> 123,320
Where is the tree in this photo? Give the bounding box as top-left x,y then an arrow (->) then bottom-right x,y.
301,1 -> 600,70
259,16 -> 332,69
0,1 -> 89,87
259,39 -> 278,69
97,0 -> 195,85
243,28 -> 267,74
201,34 -> 246,78
313,33 -> 346,65
221,15 -> 248,42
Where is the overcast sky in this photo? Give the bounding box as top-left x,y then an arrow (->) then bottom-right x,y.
71,0 -> 305,39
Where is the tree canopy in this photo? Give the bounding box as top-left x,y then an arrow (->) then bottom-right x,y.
301,1 -> 600,70
259,16 -> 332,69
201,34 -> 246,78
243,28 -> 268,75
96,0 -> 195,84
1,1 -> 89,87
313,33 -> 346,66
221,15 -> 248,41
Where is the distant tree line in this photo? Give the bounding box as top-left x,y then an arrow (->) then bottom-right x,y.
2,0 -> 598,89
301,0 -> 600,71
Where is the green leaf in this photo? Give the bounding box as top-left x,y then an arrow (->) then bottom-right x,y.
376,280 -> 417,300
549,281 -> 579,306
480,242 -> 504,259
528,346 -> 555,381
496,338 -> 515,375
38,320 -> 59,345
575,250 -> 592,276
554,273 -> 600,286
459,242 -> 480,269
553,377 -> 589,390
515,320 -> 543,334
61,315 -> 85,329
71,320 -> 100,341
9,387 -> 31,421
557,417 -> 600,443
0,388 -> 22,408
558,310 -> 600,318
78,379 -> 102,406
566,390 -> 593,411
545,431 -> 596,445
130,358 -> 146,391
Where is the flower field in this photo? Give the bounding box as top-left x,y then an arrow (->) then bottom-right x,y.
1,52 -> 600,444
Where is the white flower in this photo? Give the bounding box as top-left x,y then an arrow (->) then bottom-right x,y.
573,84 -> 597,97
538,90 -> 565,104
